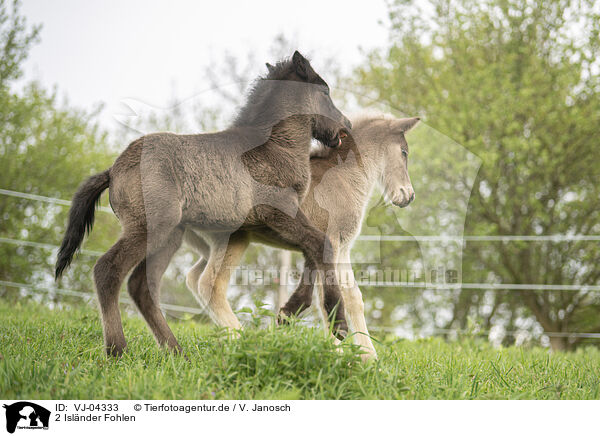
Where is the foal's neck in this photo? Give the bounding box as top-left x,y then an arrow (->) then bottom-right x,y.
241,116 -> 313,166
324,131 -> 384,195
268,116 -> 313,152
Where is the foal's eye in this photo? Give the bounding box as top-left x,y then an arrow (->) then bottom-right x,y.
402,150 -> 408,158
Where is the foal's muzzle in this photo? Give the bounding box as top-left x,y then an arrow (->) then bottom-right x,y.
323,132 -> 343,148
392,187 -> 416,208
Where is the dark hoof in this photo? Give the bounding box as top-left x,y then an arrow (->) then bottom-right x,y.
177,350 -> 191,362
329,311 -> 348,341
333,321 -> 349,341
276,310 -> 291,326
168,343 -> 188,360
105,342 -> 126,358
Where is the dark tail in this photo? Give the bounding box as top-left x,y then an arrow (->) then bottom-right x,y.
55,169 -> 111,279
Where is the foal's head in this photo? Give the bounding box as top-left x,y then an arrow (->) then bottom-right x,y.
377,117 -> 420,208
240,51 -> 351,148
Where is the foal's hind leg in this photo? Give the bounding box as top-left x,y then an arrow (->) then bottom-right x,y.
127,227 -> 184,353
93,230 -> 147,357
94,192 -> 182,357
183,228 -> 210,294
192,233 -> 249,330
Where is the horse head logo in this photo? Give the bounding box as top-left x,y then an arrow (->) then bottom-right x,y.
3,402 -> 50,434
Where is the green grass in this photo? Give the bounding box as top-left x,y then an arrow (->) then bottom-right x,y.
1,299 -> 599,399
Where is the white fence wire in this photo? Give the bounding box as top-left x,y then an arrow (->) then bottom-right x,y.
0,188 -> 113,213
2,187 -> 600,341
356,235 -> 600,242
0,279 -> 205,315
3,235 -> 599,291
2,279 -> 598,340
3,187 -> 600,241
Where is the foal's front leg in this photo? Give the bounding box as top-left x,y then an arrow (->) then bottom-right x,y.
338,248 -> 377,361
277,258 -> 316,322
278,235 -> 338,321
310,256 -> 377,362
256,206 -> 348,339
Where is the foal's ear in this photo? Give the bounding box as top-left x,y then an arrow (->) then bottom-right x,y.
292,50 -> 309,79
265,63 -> 275,74
395,117 -> 421,132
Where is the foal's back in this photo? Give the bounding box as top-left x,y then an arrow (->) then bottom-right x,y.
108,130 -> 261,231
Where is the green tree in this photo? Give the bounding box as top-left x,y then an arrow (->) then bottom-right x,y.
0,0 -> 119,299
356,0 -> 600,349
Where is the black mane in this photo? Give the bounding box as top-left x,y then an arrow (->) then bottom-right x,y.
231,57 -> 296,127
263,57 -> 295,80
231,53 -> 327,128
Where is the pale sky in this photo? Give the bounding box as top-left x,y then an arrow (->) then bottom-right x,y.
20,0 -> 391,130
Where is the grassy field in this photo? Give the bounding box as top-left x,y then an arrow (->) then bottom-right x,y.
1,299 -> 599,399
